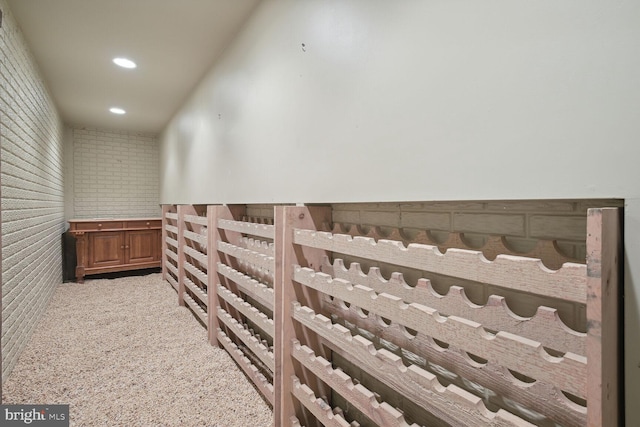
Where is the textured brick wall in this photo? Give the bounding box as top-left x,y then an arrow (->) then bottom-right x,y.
0,0 -> 65,382
70,127 -> 160,219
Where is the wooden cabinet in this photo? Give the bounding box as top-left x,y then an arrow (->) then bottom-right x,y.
69,218 -> 162,283
88,231 -> 124,268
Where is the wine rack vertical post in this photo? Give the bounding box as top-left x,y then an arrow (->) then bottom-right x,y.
275,205 -> 332,427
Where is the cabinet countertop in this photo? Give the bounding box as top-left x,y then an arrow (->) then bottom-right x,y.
68,217 -> 161,223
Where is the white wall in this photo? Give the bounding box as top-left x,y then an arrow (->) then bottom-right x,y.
0,0 -> 65,382
66,127 -> 160,220
159,1 -> 640,424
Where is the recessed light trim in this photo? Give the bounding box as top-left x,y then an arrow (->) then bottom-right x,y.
110,107 -> 126,115
113,57 -> 137,69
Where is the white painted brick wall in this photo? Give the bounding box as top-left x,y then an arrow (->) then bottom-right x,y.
71,127 -> 160,219
0,0 -> 65,383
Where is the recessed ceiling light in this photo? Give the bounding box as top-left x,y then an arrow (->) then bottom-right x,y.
110,107 -> 126,115
113,57 -> 137,69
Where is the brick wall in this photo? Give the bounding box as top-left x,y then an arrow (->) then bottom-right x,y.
70,127 -> 160,219
0,0 -> 65,382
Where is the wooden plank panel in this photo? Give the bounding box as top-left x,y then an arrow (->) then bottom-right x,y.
166,272 -> 178,291
218,307 -> 275,371
293,341 -> 421,427
217,285 -> 275,337
183,245 -> 207,268
321,260 -> 585,355
218,329 -> 275,405
209,205 -> 247,346
165,236 -> 178,249
165,261 -> 178,277
183,276 -> 207,307
165,212 -> 178,221
218,218 -> 275,239
294,229 -> 587,303
586,208 -> 621,427
218,241 -> 275,273
184,214 -> 208,226
165,224 -> 178,235
324,299 -> 585,427
291,377 -> 351,427
294,267 -> 586,398
184,229 -> 207,246
453,213 -> 526,237
165,248 -> 178,262
184,259 -> 207,287
293,303 -> 535,427
217,262 -> 274,310
530,215 -> 586,241
329,225 -> 576,270
399,211 -> 451,231
239,236 -> 275,256
184,292 -> 207,325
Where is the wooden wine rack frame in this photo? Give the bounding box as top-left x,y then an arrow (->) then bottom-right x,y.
161,204 -> 621,427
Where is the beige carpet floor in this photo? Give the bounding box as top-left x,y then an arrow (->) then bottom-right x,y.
2,273 -> 273,427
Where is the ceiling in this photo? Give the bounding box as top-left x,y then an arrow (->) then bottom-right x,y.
6,0 -> 261,134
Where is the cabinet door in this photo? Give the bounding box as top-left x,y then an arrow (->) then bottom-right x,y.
126,230 -> 159,264
88,232 -> 125,268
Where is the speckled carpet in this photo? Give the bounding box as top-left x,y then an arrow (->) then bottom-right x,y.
2,273 -> 273,427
